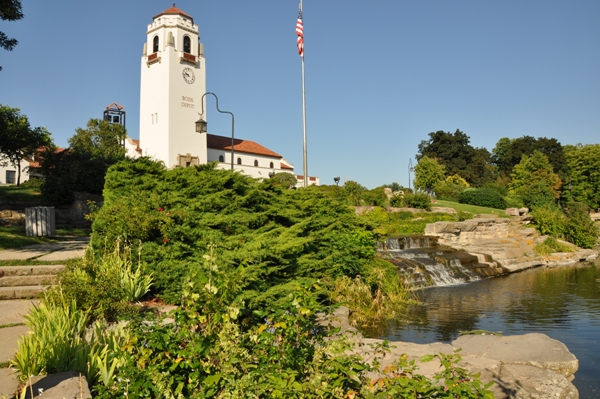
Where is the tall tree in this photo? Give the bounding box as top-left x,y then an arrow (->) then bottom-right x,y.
564,144 -> 600,209
509,151 -> 561,206
492,136 -> 567,179
0,104 -> 53,185
0,0 -> 23,71
68,118 -> 127,160
414,156 -> 446,194
416,129 -> 492,186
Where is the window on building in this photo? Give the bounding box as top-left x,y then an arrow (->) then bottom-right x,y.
219,155 -> 224,162
254,160 -> 258,167
270,162 -> 274,168
5,170 -> 16,185
183,35 -> 191,53
237,158 -> 242,165
153,36 -> 159,53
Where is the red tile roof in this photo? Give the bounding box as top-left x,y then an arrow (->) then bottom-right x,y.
154,5 -> 193,22
207,134 -> 282,158
132,139 -> 141,151
281,163 -> 294,170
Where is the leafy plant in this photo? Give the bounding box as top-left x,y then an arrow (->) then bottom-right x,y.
530,204 -> 565,237
404,193 -> 432,210
458,188 -> 506,209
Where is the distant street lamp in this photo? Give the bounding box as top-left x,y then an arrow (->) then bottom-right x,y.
408,159 -> 414,191
195,92 -> 234,170
334,177 -> 340,186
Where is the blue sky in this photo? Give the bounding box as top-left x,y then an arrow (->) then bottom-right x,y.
1,1 -> 599,188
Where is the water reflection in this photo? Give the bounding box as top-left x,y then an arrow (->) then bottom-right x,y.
373,262 -> 600,398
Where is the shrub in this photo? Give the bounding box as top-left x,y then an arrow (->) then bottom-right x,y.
271,172 -> 297,189
433,180 -> 465,201
530,204 -> 565,237
535,236 -> 575,255
45,242 -> 151,321
520,181 -> 557,209
363,187 -> 389,207
389,194 -> 405,207
504,195 -> 524,208
563,202 -> 599,249
90,159 -> 375,306
458,188 -> 506,209
404,193 -> 431,210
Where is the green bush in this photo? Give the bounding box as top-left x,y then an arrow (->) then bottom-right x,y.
389,194 -> 405,207
458,188 -> 506,209
530,204 -> 565,237
535,236 -> 574,255
90,158 -> 375,306
45,243 -> 151,321
363,187 -> 389,206
19,177 -> 43,188
520,182 -> 556,209
504,195 -> 524,208
404,193 -> 431,210
563,202 -> 599,249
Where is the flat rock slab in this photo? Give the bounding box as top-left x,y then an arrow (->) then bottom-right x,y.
25,371 -> 92,399
0,299 -> 37,325
0,368 -> 20,399
453,333 -> 579,376
0,325 -> 29,363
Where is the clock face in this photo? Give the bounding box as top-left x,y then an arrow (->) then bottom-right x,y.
182,67 -> 195,84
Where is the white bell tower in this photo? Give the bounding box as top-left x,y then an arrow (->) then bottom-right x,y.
139,5 -> 207,168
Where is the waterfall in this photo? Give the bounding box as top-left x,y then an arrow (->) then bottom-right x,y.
378,237 -> 485,288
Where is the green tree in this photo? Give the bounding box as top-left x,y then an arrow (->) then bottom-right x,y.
492,136 -> 567,179
0,0 -> 23,71
41,118 -> 127,204
343,180 -> 367,206
0,105 -> 53,185
564,144 -> 600,209
416,129 -> 492,186
414,156 -> 445,194
509,151 -> 561,207
271,172 -> 297,189
68,118 -> 127,160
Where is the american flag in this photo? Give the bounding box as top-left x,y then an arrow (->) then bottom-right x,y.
296,2 -> 304,58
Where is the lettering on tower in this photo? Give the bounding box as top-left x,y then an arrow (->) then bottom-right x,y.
181,96 -> 194,108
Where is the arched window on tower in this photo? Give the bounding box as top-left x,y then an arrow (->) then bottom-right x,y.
237,158 -> 242,165
270,162 -> 274,168
219,155 -> 224,162
153,36 -> 159,53
183,36 -> 191,53
254,160 -> 259,167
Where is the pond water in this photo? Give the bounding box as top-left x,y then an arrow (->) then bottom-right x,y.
374,261 -> 600,398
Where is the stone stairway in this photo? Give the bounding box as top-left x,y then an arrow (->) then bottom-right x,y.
0,265 -> 65,299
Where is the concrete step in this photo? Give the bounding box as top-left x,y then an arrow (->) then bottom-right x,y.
0,265 -> 65,276
0,285 -> 47,300
0,275 -> 59,288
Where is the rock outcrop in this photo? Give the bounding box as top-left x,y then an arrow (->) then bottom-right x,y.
424,216 -> 598,273
325,307 -> 580,399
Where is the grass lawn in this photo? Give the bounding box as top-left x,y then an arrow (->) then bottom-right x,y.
432,199 -> 510,217
0,225 -> 90,250
0,185 -> 42,203
0,225 -> 53,250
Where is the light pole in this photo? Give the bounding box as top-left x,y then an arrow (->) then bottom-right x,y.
408,159 -> 414,192
334,177 -> 340,186
195,92 -> 235,170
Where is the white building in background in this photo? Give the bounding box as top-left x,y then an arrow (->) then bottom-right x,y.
123,5 -> 318,183
0,159 -> 28,185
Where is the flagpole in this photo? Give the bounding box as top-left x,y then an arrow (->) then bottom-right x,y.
301,45 -> 308,188
296,0 -> 308,188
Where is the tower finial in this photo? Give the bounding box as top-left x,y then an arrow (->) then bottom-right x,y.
173,3 -> 176,7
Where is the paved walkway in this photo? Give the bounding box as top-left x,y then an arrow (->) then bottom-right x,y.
0,238 -> 89,398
